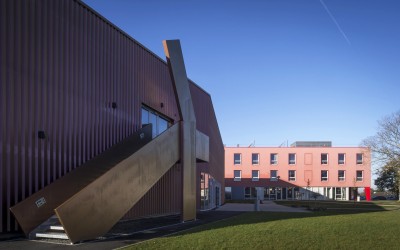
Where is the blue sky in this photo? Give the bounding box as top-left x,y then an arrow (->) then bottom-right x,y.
83,0 -> 400,148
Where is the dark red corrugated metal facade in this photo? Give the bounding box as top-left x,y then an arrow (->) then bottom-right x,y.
0,0 -> 224,233
190,83 -> 225,210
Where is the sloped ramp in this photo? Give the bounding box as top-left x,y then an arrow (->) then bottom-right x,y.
10,123 -> 180,243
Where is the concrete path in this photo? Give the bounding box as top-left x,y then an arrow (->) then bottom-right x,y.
216,201 -> 310,213
0,211 -> 243,250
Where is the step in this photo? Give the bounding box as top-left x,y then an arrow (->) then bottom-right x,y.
49,225 -> 64,231
36,232 -> 69,240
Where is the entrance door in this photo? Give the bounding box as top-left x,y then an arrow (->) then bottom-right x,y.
277,187 -> 282,200
269,187 -> 276,200
287,187 -> 293,200
282,187 -> 287,200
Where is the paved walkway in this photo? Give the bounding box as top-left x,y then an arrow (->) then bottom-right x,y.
0,203 -> 308,249
0,211 -> 243,250
216,201 -> 310,213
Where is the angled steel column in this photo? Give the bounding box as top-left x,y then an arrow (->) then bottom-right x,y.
163,40 -> 197,221
55,123 -> 180,243
10,125 -> 153,236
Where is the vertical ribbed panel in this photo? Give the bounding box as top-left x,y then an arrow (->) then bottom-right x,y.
122,164 -> 183,219
0,0 -> 182,233
189,82 -> 225,209
1,0 -> 224,232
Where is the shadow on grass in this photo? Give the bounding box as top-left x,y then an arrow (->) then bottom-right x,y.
18,201 -> 397,248
169,200 -> 400,238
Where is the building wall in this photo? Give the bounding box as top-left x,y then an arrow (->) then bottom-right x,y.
0,0 -> 223,232
190,82 -> 225,209
225,146 -> 371,198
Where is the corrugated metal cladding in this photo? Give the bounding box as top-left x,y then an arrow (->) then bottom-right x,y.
122,164 -> 183,220
189,82 -> 225,208
0,0 -> 223,233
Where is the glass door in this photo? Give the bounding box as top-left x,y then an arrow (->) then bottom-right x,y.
269,187 -> 276,200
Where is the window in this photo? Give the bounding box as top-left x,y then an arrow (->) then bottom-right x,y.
245,187 -> 257,199
270,153 -> 278,165
252,153 -> 259,165
321,153 -> 328,165
321,170 -> 328,181
356,170 -> 363,181
234,154 -> 241,165
200,172 -> 213,210
335,187 -> 347,200
338,153 -> 345,165
338,170 -> 345,181
225,187 -> 232,200
289,153 -> 296,165
288,170 -> 296,181
252,170 -> 259,181
356,153 -> 363,164
234,170 -> 241,181
141,106 -> 171,138
270,170 -> 278,181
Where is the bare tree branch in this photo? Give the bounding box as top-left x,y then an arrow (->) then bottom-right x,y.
361,110 -> 400,164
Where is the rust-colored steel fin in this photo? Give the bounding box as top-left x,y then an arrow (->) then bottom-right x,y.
163,40 -> 197,222
9,125 -> 153,236
55,123 -> 180,243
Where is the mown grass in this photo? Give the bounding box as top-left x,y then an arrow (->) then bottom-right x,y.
124,208 -> 400,250
275,200 -> 400,211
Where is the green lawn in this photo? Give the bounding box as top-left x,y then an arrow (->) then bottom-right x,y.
275,200 -> 400,210
124,207 -> 400,249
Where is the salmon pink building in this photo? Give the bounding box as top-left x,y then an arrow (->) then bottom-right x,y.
225,141 -> 371,201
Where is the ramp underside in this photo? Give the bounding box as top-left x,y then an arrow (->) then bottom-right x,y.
55,123 -> 180,243
10,125 -> 153,235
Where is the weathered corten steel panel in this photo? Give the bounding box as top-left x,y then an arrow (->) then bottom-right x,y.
10,125 -> 152,236
55,123 -> 180,243
163,40 -> 197,222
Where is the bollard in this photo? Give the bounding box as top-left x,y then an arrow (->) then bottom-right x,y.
254,199 -> 260,211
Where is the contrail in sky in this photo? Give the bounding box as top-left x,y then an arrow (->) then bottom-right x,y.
319,0 -> 351,45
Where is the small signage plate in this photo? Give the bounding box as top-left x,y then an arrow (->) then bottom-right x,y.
35,197 -> 46,208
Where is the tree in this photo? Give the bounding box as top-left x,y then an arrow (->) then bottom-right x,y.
362,111 -> 400,199
374,160 -> 400,198
362,111 -> 400,164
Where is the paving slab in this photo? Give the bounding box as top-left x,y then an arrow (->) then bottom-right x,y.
216,201 -> 310,213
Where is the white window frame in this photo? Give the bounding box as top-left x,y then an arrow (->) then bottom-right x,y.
356,170 -> 363,182
234,153 -> 241,165
252,153 -> 260,165
252,170 -> 259,181
270,170 -> 278,181
321,170 -> 328,182
288,170 -> 296,181
338,170 -> 345,181
338,153 -> 345,165
289,153 -> 296,165
356,153 -> 363,165
270,153 -> 278,165
234,170 -> 242,181
321,153 -> 328,165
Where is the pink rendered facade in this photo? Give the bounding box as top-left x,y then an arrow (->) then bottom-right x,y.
225,145 -> 371,201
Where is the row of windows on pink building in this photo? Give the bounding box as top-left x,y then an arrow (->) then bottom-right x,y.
225,141 -> 371,201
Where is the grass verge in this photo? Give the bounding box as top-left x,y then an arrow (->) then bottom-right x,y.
123,209 -> 400,250
275,200 -> 400,211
